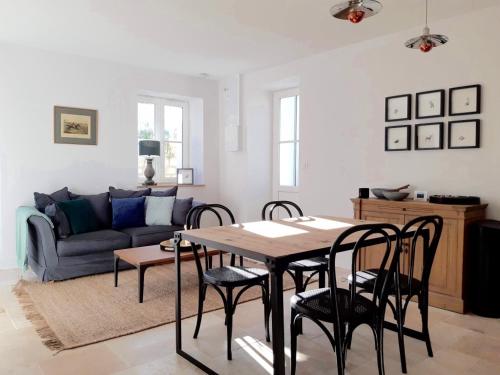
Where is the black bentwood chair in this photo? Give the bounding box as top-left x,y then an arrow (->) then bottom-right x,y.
261,201 -> 328,292
290,223 -> 402,375
187,204 -> 271,360
348,215 -> 443,373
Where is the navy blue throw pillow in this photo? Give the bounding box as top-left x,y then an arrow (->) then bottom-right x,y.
112,197 -> 146,230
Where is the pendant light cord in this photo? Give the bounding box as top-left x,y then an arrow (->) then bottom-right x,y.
425,0 -> 429,27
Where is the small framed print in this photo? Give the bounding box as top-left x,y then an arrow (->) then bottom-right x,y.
416,89 -> 445,119
385,125 -> 411,151
448,120 -> 480,149
177,168 -> 194,185
449,84 -> 481,116
54,106 -> 97,145
414,191 -> 429,201
385,94 -> 411,122
415,122 -> 444,150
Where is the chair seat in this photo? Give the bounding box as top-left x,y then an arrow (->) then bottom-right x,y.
290,287 -> 375,323
203,266 -> 269,287
348,269 -> 422,296
288,257 -> 328,272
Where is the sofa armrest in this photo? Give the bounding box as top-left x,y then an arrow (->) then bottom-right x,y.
27,216 -> 59,268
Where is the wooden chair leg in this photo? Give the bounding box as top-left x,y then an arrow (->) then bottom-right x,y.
419,293 -> 433,357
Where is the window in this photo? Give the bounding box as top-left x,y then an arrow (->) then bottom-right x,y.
274,90 -> 300,188
137,97 -> 188,182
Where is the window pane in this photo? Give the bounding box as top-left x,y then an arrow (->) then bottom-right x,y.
138,102 -> 155,139
296,96 -> 300,141
295,142 -> 299,185
280,96 -> 296,142
165,142 -> 182,179
280,143 -> 295,186
164,105 -> 183,142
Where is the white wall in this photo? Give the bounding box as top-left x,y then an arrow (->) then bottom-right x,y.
219,6 -> 500,226
0,43 -> 219,269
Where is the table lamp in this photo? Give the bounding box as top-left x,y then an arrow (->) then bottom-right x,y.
139,140 -> 161,186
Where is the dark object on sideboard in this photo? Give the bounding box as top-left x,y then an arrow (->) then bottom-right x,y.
469,220 -> 500,318
429,195 -> 481,205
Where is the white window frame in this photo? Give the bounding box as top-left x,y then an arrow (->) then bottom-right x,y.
138,96 -> 189,183
273,88 -> 300,193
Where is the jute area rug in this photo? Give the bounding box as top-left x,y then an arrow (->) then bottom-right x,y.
14,260 -> 299,352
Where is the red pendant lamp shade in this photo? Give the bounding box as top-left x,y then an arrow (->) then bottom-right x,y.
405,1 -> 448,53
330,0 -> 382,24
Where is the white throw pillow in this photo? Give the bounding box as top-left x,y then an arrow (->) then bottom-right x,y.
145,196 -> 175,226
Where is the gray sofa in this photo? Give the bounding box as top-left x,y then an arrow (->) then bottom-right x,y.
26,186 -> 196,281
27,216 -> 182,281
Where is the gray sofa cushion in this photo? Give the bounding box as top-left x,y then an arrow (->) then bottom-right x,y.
57,230 -> 130,257
120,225 -> 183,247
34,187 -> 70,212
150,186 -> 178,197
69,192 -> 111,228
172,197 -> 193,226
109,186 -> 151,199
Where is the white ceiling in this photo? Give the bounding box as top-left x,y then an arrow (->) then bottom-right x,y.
0,0 -> 497,77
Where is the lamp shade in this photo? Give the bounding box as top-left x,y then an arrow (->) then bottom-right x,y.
139,140 -> 160,157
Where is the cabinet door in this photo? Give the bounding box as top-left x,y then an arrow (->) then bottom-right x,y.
403,214 -> 458,296
359,211 -> 404,271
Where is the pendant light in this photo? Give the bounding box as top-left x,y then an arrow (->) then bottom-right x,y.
330,0 -> 382,24
405,0 -> 448,53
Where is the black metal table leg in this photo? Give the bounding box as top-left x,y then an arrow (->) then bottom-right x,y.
138,265 -> 147,303
114,255 -> 120,287
268,261 -> 286,375
294,269 -> 304,335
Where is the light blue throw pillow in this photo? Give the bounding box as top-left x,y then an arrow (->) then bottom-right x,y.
145,196 -> 175,226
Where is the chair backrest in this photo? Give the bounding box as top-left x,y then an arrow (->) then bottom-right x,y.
401,215 -> 443,296
185,204 -> 237,275
328,223 -> 402,321
261,200 -> 303,221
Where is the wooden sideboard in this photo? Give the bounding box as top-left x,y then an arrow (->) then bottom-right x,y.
351,198 -> 487,313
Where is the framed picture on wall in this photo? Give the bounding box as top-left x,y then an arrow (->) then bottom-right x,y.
385,94 -> 411,122
448,120 -> 480,149
385,125 -> 411,151
177,168 -> 194,185
449,84 -> 481,116
54,106 -> 97,145
415,122 -> 444,150
416,89 -> 445,119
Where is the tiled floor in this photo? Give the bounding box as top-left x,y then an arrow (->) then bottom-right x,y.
1,269 -> 499,374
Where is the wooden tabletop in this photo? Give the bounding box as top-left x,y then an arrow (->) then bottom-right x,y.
177,216 -> 404,263
114,245 -> 220,267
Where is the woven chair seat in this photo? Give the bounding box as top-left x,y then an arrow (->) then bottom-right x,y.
348,269 -> 422,296
203,266 -> 269,287
288,257 -> 329,272
291,287 -> 375,323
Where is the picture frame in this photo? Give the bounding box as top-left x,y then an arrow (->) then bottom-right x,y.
449,84 -> 481,116
177,168 -> 194,185
448,120 -> 480,149
416,89 -> 445,119
415,122 -> 444,150
54,106 -> 97,145
385,94 -> 411,122
385,125 -> 411,151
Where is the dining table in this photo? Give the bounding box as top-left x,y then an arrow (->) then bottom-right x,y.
174,215 -> 416,375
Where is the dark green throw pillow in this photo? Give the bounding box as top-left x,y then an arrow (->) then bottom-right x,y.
57,199 -> 99,235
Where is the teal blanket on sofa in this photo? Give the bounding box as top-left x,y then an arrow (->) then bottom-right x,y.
16,206 -> 53,271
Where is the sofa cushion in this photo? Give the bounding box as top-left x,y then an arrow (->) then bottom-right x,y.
57,199 -> 99,235
44,203 -> 72,239
112,197 -> 146,230
120,225 -> 183,247
172,197 -> 193,226
34,187 -> 70,212
69,192 -> 111,228
57,230 -> 131,257
109,186 -> 151,199
150,186 -> 178,197
145,196 -> 175,226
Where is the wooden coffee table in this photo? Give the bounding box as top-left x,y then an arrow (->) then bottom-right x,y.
114,245 -> 220,303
